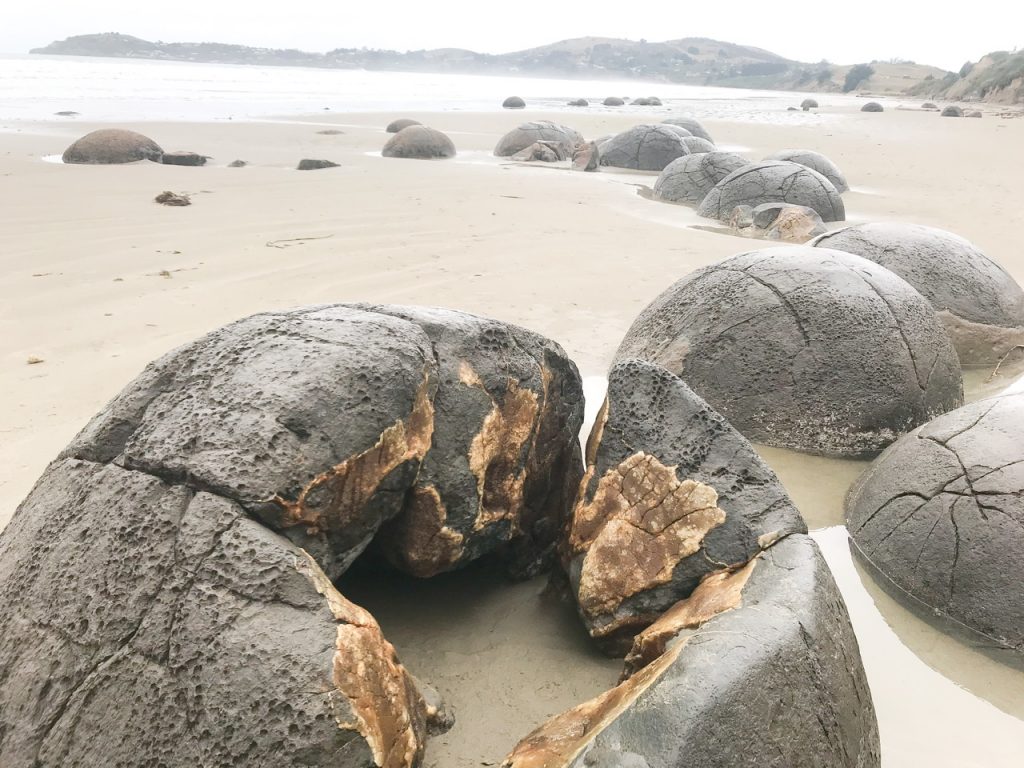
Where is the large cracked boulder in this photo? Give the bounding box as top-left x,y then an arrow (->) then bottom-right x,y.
662,117 -> 714,143
697,160 -> 846,223
765,148 -> 849,192
614,247 -> 964,456
0,304 -> 584,767
382,126 -> 456,159
599,125 -> 688,171
494,121 -> 582,157
564,360 -> 806,652
506,534 -> 880,768
847,392 -> 1024,656
653,151 -> 748,205
811,223 -> 1024,364
62,128 -> 163,164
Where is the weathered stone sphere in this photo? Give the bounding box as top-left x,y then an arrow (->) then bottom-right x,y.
568,98 -> 589,107
382,125 -> 456,159
764,148 -> 848,193
494,120 -> 582,157
922,102 -> 938,110
941,105 -> 963,117
697,160 -> 846,222
647,97 -> 663,106
848,391 -> 1024,655
861,102 -> 884,112
386,118 -> 421,133
662,117 -> 714,143
632,97 -> 652,106
600,125 -> 688,171
62,128 -> 163,164
502,96 -> 526,109
603,97 -> 625,106
801,98 -> 819,109
967,110 -> 983,118
661,124 -> 693,138
653,151 -> 749,205
614,247 -> 964,456
681,136 -> 716,154
811,223 -> 1024,363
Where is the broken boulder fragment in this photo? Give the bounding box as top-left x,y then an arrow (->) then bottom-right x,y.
571,141 -> 600,172
161,151 -> 207,167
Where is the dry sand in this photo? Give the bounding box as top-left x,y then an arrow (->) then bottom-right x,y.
3,103 -> 1024,766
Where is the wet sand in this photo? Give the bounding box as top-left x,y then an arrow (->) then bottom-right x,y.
3,102 -> 1024,766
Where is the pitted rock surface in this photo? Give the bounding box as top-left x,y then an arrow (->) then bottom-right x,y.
661,117 -> 714,143
382,126 -> 456,159
847,392 -> 1024,655
506,535 -> 880,768
764,149 -> 849,192
0,304 -> 584,767
62,128 -> 163,164
565,359 -> 806,651
697,160 -> 846,223
494,121 -> 583,157
653,151 -> 749,205
614,247 -> 964,456
599,125 -> 689,171
811,222 -> 1024,364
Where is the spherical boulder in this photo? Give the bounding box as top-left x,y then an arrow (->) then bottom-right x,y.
603,97 -> 625,106
861,102 -> 884,112
631,97 -> 652,106
922,102 -> 939,110
382,125 -> 456,159
681,136 -> 716,154
653,151 -> 748,205
847,391 -> 1024,655
697,160 -> 845,222
386,117 -> 421,133
764,148 -> 849,192
941,105 -> 963,117
810,223 -> 1024,363
646,96 -> 663,106
614,247 -> 964,456
494,120 -> 582,157
801,98 -> 819,110
61,128 -> 163,164
662,117 -> 713,143
568,98 -> 589,107
661,124 -> 693,138
502,96 -> 526,109
599,125 -> 688,172
967,110 -> 983,118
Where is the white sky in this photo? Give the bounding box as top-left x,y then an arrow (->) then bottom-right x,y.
3,1 -> 1021,72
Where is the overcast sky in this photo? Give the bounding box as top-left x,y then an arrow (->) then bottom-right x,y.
3,1 -> 1021,71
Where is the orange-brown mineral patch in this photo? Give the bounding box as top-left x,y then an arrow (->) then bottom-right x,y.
297,552 -> 427,768
568,453 -> 726,636
383,485 -> 465,578
267,371 -> 435,535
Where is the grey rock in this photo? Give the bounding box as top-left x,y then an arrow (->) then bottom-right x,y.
599,125 -> 688,171
681,136 -> 716,154
505,535 -> 880,768
567,98 -> 589,107
811,223 -> 1024,364
502,96 -> 526,109
941,105 -> 963,117
62,128 -> 163,164
967,110 -> 983,118
653,151 -> 748,205
801,98 -> 819,109
386,118 -> 421,133
660,124 -> 693,138
603,96 -> 625,106
154,191 -> 190,206
297,158 -> 339,170
572,141 -> 600,172
697,160 -> 846,222
763,205 -> 828,242
847,392 -> 1024,656
614,246 -> 964,456
227,159 -> 247,168
632,97 -> 652,106
161,151 -> 207,167
512,141 -> 566,162
54,110 -> 79,116
382,126 -> 456,159
661,117 -> 714,142
494,120 -> 582,157
729,204 -> 754,229
646,97 -> 663,106
764,148 -> 849,192
564,359 -> 806,652
861,102 -> 884,112
922,102 -> 939,110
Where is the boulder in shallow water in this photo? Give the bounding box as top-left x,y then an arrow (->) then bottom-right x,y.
653,151 -> 748,206
382,126 -> 456,159
502,96 -> 526,109
697,160 -> 845,222
62,128 -> 163,164
847,391 -> 1024,657
600,125 -> 689,171
764,148 -> 849,192
386,118 -> 421,133
614,246 -> 964,456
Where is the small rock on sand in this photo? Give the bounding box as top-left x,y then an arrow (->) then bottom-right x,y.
297,159 -> 340,170
154,191 -> 191,206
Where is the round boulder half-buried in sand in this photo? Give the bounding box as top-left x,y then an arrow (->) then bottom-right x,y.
62,128 -> 163,164
600,125 -> 689,172
810,222 -> 1024,364
386,118 -> 421,133
697,160 -> 846,222
614,246 -> 964,456
764,148 -> 849,192
653,151 -> 748,206
861,101 -> 884,112
662,116 -> 714,143
494,120 -> 582,158
382,126 -> 456,159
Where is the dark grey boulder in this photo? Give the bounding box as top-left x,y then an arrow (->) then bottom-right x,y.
0,304 -> 584,766
662,117 -> 713,142
506,535 -> 880,768
764,148 -> 849,192
564,359 -> 806,652
62,128 -> 163,164
227,159 -> 247,168
681,136 -> 716,154
660,124 -> 693,138
386,117 -> 421,133
297,158 -> 339,170
653,151 -> 748,205
161,151 -> 207,167
512,141 -> 567,162
632,97 -> 652,106
801,98 -> 819,109
861,102 -> 884,112
382,126 -> 456,159
494,120 -> 582,157
614,247 -> 964,456
599,125 -> 688,171
847,391 -> 1024,656
502,96 -> 526,109
922,102 -> 939,110
697,160 -> 846,222
941,105 -> 963,117
568,98 -> 589,107
603,96 -> 625,106
810,223 -> 1024,364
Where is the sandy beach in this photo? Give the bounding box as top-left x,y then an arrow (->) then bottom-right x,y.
3,101 -> 1024,766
